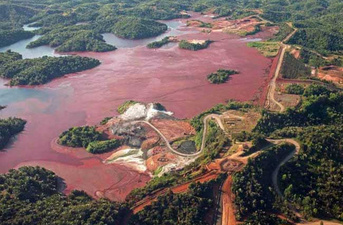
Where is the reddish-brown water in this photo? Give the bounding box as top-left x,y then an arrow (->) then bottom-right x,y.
0,15 -> 273,201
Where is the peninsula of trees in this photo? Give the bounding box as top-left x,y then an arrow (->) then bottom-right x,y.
0,51 -> 100,85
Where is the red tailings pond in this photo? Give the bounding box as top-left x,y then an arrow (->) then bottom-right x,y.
0,14 -> 274,201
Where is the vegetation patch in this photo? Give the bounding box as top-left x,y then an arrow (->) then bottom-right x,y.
281,52 -> 311,79
233,143 -> 295,221
207,69 -> 239,84
279,125 -> 343,220
0,117 -> 26,150
0,166 -> 129,224
147,37 -> 171,49
86,139 -> 122,154
0,52 -> 100,86
247,41 -> 280,57
27,27 -> 115,52
129,179 -> 218,225
285,84 -> 305,95
0,29 -> 34,48
58,126 -> 102,148
117,100 -> 139,114
179,40 -> 213,51
113,17 -> 167,40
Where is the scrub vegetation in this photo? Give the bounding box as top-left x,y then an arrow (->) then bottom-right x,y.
207,69 -> 239,84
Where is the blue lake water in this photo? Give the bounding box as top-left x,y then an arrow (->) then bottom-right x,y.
0,24 -> 59,59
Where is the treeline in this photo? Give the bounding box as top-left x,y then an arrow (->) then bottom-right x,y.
147,37 -> 171,48
179,40 -> 212,51
0,166 -> 129,225
0,52 -> 100,85
255,85 -> 343,135
287,29 -> 343,55
27,27 -> 116,52
0,117 -> 26,150
232,143 -> 295,222
112,17 -> 168,40
129,180 -> 216,225
0,50 -> 22,66
279,126 -> 343,220
58,125 -> 123,154
0,29 -> 34,47
261,0 -> 343,55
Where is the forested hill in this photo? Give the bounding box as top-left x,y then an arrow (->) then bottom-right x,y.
1,0 -> 342,53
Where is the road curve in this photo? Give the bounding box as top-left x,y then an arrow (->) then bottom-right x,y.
136,114 -> 226,157
267,138 -> 300,197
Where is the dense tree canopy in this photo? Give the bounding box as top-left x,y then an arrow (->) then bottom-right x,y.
0,29 -> 34,48
58,126 -> 102,148
0,52 -> 100,85
0,167 -> 129,225
0,117 -> 26,150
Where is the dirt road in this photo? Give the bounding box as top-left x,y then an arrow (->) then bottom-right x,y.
220,176 -> 237,225
266,24 -> 298,112
137,113 -> 239,157
267,138 -> 301,197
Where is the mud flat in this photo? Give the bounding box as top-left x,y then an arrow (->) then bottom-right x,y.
0,14 -> 274,201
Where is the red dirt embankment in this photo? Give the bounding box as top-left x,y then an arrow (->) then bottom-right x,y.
258,48 -> 282,106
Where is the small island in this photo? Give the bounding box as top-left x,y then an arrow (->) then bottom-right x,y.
147,36 -> 176,49
178,39 -> 213,51
113,17 -> 168,40
58,126 -> 122,154
27,29 -> 116,53
0,117 -> 26,150
207,69 -> 239,84
0,51 -> 100,86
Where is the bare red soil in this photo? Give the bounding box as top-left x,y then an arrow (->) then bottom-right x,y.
221,176 -> 237,225
0,14 -> 272,201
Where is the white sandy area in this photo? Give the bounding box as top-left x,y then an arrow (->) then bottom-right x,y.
105,148 -> 147,173
119,103 -> 173,121
190,39 -> 206,44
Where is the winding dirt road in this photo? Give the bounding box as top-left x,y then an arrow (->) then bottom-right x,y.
266,24 -> 298,113
267,138 -> 301,197
136,113 -> 236,157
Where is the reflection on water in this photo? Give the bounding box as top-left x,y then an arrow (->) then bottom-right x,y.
0,24 -> 59,59
102,20 -> 194,48
0,35 -> 60,59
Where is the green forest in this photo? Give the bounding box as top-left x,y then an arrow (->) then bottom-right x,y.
1,0 -> 343,55
179,40 -> 212,51
0,167 -> 129,225
0,117 -> 26,150
0,51 -> 100,85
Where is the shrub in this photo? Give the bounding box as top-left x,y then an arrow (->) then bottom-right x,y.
86,139 -> 122,154
286,84 -> 305,95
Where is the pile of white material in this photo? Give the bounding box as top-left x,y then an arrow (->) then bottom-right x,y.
105,148 -> 147,173
119,103 -> 173,121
